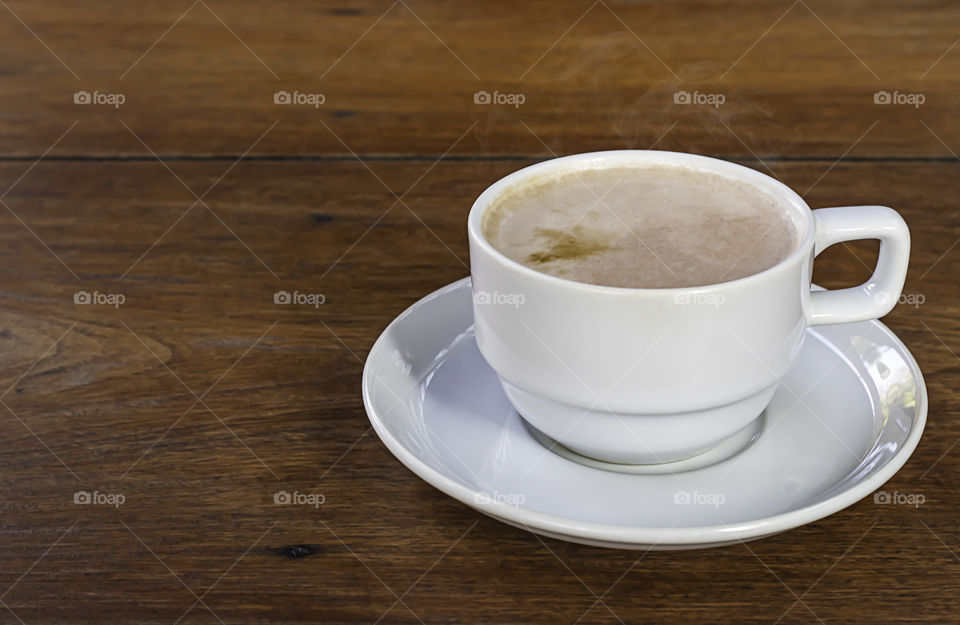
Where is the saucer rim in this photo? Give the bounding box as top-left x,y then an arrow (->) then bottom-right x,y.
362,277 -> 928,546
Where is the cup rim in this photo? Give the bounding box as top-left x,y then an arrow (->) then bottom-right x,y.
467,150 -> 815,294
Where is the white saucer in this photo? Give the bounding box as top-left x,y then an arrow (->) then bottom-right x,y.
363,278 -> 927,550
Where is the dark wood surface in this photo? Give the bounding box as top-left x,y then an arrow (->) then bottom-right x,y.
1,1 -> 958,623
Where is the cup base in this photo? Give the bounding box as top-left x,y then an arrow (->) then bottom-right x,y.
522,412 -> 766,475
500,380 -> 778,464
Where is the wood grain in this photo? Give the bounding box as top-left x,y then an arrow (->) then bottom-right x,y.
1,1 -> 959,623
2,0 -> 960,157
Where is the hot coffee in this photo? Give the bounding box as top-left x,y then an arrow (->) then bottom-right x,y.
481,165 -> 798,288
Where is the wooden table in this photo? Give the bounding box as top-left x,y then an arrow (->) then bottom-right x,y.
1,1 -> 958,623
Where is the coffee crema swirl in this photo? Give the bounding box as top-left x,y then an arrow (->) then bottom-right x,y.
481,165 -> 798,289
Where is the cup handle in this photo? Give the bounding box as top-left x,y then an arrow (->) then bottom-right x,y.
808,205 -> 910,326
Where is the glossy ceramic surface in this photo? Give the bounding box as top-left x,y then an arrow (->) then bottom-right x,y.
363,278 -> 927,549
468,150 -> 911,463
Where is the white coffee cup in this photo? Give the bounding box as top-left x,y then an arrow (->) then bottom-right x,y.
468,150 -> 910,465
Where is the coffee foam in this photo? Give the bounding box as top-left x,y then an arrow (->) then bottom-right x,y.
482,164 -> 798,288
